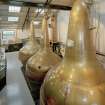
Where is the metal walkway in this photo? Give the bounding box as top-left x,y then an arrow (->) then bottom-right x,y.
0,52 -> 35,105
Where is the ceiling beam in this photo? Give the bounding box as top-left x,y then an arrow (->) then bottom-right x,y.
0,0 -> 72,10
0,14 -> 27,17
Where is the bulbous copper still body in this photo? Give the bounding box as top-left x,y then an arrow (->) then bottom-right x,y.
26,15 -> 61,81
40,0 -> 105,105
19,21 -> 40,65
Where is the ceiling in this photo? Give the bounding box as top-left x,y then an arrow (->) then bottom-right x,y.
1,0 -> 73,6
0,0 -> 73,29
0,5 -> 29,29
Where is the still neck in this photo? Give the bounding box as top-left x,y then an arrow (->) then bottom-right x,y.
42,16 -> 49,48
51,15 -> 58,43
29,21 -> 35,42
65,0 -> 96,63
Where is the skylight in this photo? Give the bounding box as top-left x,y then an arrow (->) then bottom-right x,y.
35,9 -> 44,14
8,17 -> 19,22
9,6 -> 21,13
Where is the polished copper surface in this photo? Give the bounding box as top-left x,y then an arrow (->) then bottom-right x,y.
51,14 -> 58,43
19,21 -> 40,65
40,0 -> 105,105
26,15 -> 61,81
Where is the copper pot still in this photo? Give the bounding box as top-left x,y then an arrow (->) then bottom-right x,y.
51,14 -> 58,43
26,14 -> 61,81
18,21 -> 40,65
40,0 -> 105,105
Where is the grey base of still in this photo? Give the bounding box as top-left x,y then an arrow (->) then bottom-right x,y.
21,66 -> 41,105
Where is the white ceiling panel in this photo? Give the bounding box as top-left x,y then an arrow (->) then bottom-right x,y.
16,0 -> 46,3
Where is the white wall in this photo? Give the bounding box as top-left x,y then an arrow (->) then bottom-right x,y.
35,28 -> 42,38
16,27 -> 42,40
16,29 -> 29,40
91,0 -> 105,53
57,10 -> 70,43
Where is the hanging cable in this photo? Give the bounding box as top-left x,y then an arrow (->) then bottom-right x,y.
22,7 -> 30,30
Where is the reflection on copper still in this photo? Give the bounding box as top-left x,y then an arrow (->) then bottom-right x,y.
26,14 -> 61,81
18,21 -> 40,65
40,0 -> 105,105
51,14 -> 58,43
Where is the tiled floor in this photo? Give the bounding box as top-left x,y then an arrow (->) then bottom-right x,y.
0,52 -> 35,105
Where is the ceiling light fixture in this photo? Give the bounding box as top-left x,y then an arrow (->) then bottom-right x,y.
9,6 -> 21,13
33,21 -> 40,25
8,17 -> 19,22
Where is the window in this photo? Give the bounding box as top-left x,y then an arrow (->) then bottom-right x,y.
35,8 -> 44,14
3,31 -> 16,40
9,6 -> 21,13
8,17 -> 19,22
